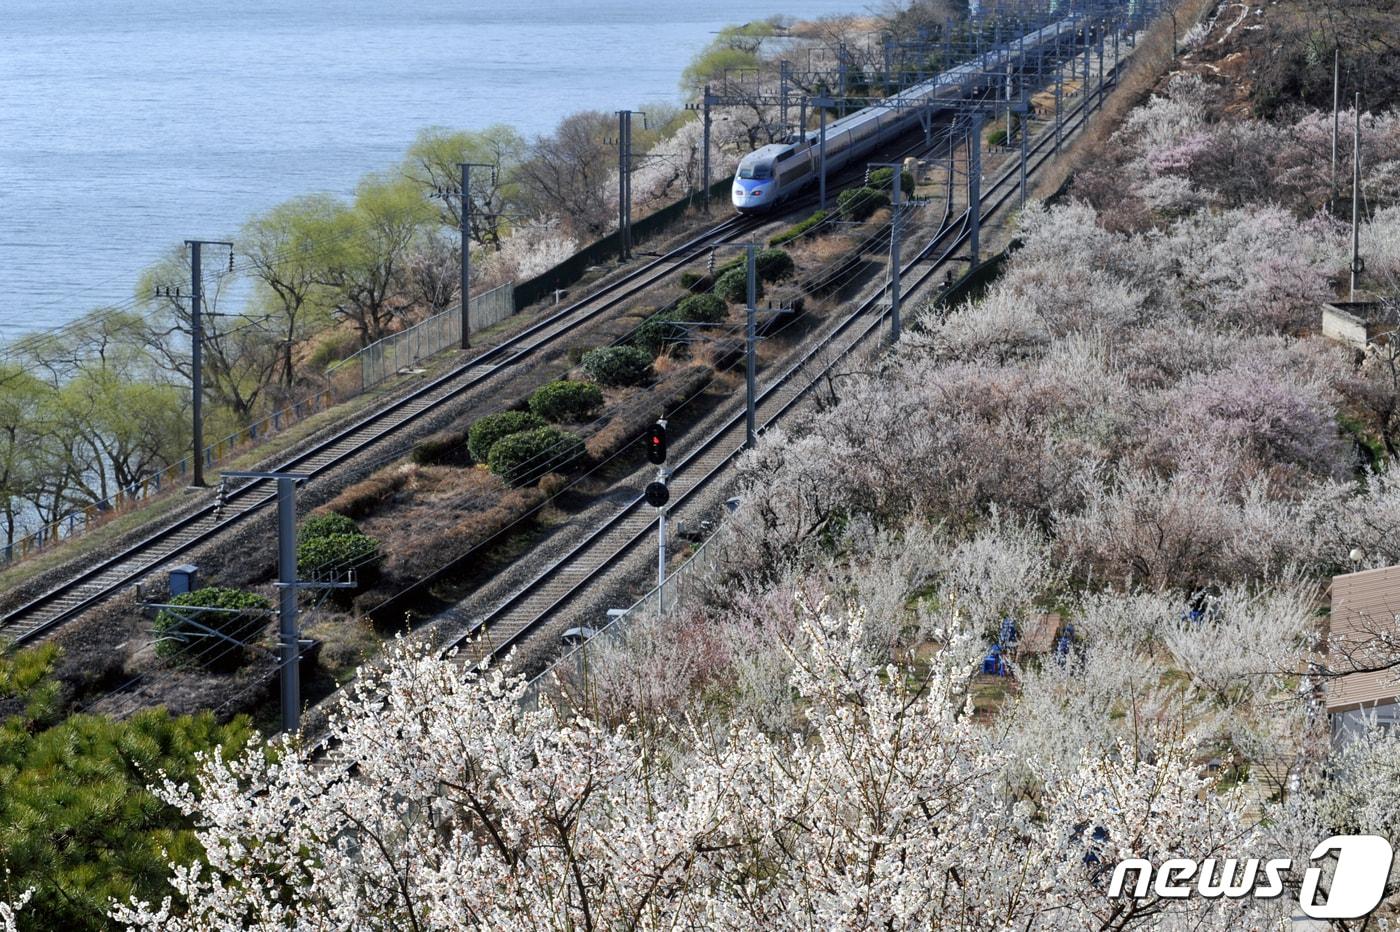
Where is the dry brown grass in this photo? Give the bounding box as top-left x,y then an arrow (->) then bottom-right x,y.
791,233 -> 862,270
353,465 -> 546,583
321,466 -> 412,520
584,364 -> 715,463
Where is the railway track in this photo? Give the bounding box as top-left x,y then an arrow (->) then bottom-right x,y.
0,214 -> 769,645
447,64 -> 1118,671
0,117 -> 977,649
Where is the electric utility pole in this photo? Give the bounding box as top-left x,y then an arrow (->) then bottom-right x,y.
969,111 -> 983,267
457,161 -> 495,350
1331,47 -> 1341,213
869,164 -> 904,341
745,244 -> 758,448
684,90 -> 714,211
1351,93 -> 1363,300
614,111 -> 645,261
184,239 -> 233,489
223,469 -> 353,733
226,471 -> 303,732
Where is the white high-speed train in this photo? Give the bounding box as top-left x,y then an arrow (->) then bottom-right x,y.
731,16 -> 1081,212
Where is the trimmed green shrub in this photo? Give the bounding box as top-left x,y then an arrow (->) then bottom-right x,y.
987,127 -> 1009,148
580,345 -> 653,387
467,410 -> 546,463
675,293 -> 727,323
298,511 -> 360,544
868,166 -> 915,194
529,380 -> 604,423
756,248 -> 795,282
297,532 -> 381,581
715,266 -> 765,304
154,586 -> 271,669
713,256 -> 744,280
487,426 -> 585,484
634,308 -> 689,355
768,209 -> 829,246
837,186 -> 890,222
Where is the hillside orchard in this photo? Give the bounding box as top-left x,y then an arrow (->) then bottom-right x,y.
20,62 -> 1390,930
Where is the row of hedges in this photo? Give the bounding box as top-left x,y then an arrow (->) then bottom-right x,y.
768,210 -> 829,247
297,511 -> 382,585
487,425 -> 586,485
581,345 -> 652,387
837,187 -> 890,222
468,410 -> 545,463
868,166 -> 915,194
638,295 -> 733,354
153,587 -> 270,670
529,380 -> 603,422
712,248 -> 795,304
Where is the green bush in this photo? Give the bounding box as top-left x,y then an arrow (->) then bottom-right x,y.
837,186 -> 890,222
487,426 -> 585,484
529,380 -> 604,423
987,128 -> 1009,148
679,270 -> 705,290
153,587 -> 271,669
0,642 -> 251,932
868,166 -> 915,194
768,209 -> 829,246
467,410 -> 546,463
581,345 -> 653,387
297,532 -> 381,582
756,248 -> 795,282
634,308 -> 690,355
713,255 -> 744,280
297,511 -> 360,544
675,292 -> 727,323
715,266 -> 765,304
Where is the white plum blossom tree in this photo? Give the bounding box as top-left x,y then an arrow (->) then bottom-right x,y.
112,606 -> 1282,932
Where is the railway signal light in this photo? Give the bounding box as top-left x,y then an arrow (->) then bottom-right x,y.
647,420 -> 668,464
644,481 -> 670,508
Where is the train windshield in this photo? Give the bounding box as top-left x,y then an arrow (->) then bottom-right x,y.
738,162 -> 773,180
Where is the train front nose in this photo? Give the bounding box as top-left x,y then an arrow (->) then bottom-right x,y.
732,179 -> 769,211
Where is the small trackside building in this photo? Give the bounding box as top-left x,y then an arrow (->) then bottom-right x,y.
1326,565 -> 1400,743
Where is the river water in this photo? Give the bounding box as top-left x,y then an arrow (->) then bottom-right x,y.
0,0 -> 858,342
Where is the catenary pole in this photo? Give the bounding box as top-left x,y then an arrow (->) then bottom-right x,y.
184,239 -> 232,488
745,244 -> 758,449
702,85 -> 713,212
969,111 -> 983,267
189,241 -> 204,488
1351,93 -> 1362,300
1331,47 -> 1340,213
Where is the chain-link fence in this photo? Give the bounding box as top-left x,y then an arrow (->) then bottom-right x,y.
521,517 -> 728,709
327,284 -> 515,396
2,285 -> 517,571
